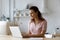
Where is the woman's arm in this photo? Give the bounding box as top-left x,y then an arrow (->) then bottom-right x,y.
22,31 -> 43,38
40,21 -> 47,35
29,34 -> 44,37
22,30 -> 45,38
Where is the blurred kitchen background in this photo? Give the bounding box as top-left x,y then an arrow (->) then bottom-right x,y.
0,0 -> 60,35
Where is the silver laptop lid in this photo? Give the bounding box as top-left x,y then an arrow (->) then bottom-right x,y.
9,26 -> 22,38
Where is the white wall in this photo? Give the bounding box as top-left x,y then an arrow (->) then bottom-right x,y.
15,0 -> 45,13
0,0 -> 9,20
2,0 -> 9,17
28,0 -> 45,13
43,0 -> 60,34
15,0 -> 29,10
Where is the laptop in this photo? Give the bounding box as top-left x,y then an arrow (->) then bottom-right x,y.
9,26 -> 31,38
9,26 -> 22,38
9,26 -> 44,40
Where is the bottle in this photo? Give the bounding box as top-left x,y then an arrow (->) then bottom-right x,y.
1,15 -> 6,21
56,28 -> 59,34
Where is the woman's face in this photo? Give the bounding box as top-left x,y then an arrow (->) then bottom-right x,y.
30,10 -> 38,19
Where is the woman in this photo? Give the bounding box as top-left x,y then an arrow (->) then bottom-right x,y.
23,6 -> 47,38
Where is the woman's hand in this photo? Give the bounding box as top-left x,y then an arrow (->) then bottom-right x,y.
22,32 -> 44,38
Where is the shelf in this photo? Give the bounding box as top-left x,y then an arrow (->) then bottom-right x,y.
14,16 -> 30,18
20,16 -> 30,18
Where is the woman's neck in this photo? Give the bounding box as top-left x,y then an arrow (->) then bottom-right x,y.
34,18 -> 40,24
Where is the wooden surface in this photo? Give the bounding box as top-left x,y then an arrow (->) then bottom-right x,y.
0,35 -> 60,40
